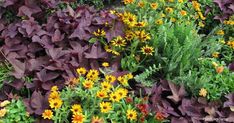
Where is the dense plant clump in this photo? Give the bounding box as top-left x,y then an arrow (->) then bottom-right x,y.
0,0 -> 233,122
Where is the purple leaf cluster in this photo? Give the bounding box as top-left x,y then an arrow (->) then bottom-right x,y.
213,0 -> 234,21
0,0 -> 124,115
148,80 -> 234,123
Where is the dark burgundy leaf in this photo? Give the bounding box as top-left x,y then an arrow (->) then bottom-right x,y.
84,42 -> 108,59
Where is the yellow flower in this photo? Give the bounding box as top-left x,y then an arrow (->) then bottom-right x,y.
198,22 -> 205,27
212,52 -> 219,58
91,116 -> 104,123
48,91 -> 60,102
72,113 -> 85,123
151,3 -> 158,10
122,12 -> 137,27
104,45 -> 112,52
49,98 -> 63,109
0,100 -> 10,107
125,31 -> 135,41
116,88 -> 128,99
216,30 -> 224,35
0,108 -> 7,118
96,90 -> 108,99
117,76 -> 129,86
123,0 -> 135,5
141,45 -> 154,55
135,30 -> 151,42
76,67 -> 87,76
71,104 -> 82,114
198,12 -> 206,20
170,17 -> 176,22
178,0 -> 183,3
51,85 -> 58,92
126,109 -> 137,121
82,80 -> 94,89
105,75 -> 116,83
102,62 -> 109,67
155,19 -> 163,25
199,88 -> 207,97
135,21 -> 147,27
111,50 -> 120,56
66,77 -> 80,87
86,69 -> 99,81
165,7 -> 173,13
180,10 -> 187,16
192,1 -> 201,11
212,62 -> 218,67
42,109 -> 53,120
101,81 -> 112,91
111,36 -> 126,47
100,102 -> 112,113
160,13 -> 166,18
126,73 -> 133,79
227,40 -> 234,49
109,92 -> 121,102
137,1 -> 145,8
216,66 -> 224,74
93,29 -> 106,37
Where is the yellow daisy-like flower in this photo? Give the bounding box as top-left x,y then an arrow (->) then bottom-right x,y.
91,116 -> 104,123
126,109 -> 137,121
71,104 -> 82,114
216,30 -> 224,35
72,113 -> 85,123
111,50 -> 120,56
135,21 -> 147,28
49,98 -> 63,109
0,108 -> 7,118
82,80 -> 94,89
104,45 -> 112,53
111,36 -> 127,47
100,102 -> 112,113
165,7 -> 173,13
123,0 -> 135,5
141,45 -> 154,55
96,90 -> 108,99
76,67 -> 87,76
137,1 -> 145,8
135,30 -> 151,42
125,31 -> 135,41
117,76 -> 129,86
199,88 -> 207,97
122,12 -> 137,27
116,88 -> 128,99
51,86 -> 58,92
42,109 -> 53,120
212,52 -> 220,58
178,0 -> 183,3
49,91 -> 60,102
227,40 -> 234,49
101,81 -> 112,91
86,69 -> 99,81
93,29 -> 106,37
170,17 -> 176,22
151,3 -> 158,10
192,1 -> 201,11
109,92 -> 121,102
160,13 -> 166,18
105,75 -> 116,83
102,62 -> 109,67
180,10 -> 187,16
0,100 -> 10,107
155,19 -> 163,25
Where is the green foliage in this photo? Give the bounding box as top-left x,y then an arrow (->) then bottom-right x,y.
0,62 -> 12,89
1,99 -> 34,123
134,64 -> 162,87
174,58 -> 234,100
153,23 -> 202,79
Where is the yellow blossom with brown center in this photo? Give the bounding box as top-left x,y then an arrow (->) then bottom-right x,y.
82,80 -> 94,89
137,1 -> 145,8
42,109 -> 53,120
151,3 -> 158,10
141,45 -> 154,55
155,19 -> 163,25
111,36 -> 127,47
165,7 -> 173,13
72,113 -> 85,123
91,116 -> 104,123
123,0 -> 135,5
212,52 -> 220,58
93,29 -> 106,37
126,109 -> 137,121
71,104 -> 82,114
180,10 -> 187,16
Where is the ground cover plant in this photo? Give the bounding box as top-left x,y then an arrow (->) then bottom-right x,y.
0,0 -> 233,122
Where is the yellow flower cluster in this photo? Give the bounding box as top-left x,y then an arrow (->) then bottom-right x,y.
48,86 -> 63,109
71,104 -> 85,123
117,73 -> 133,86
223,20 -> 234,25
227,40 -> 234,49
192,1 -> 206,20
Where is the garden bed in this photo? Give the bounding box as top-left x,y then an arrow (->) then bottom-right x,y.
0,0 -> 233,123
